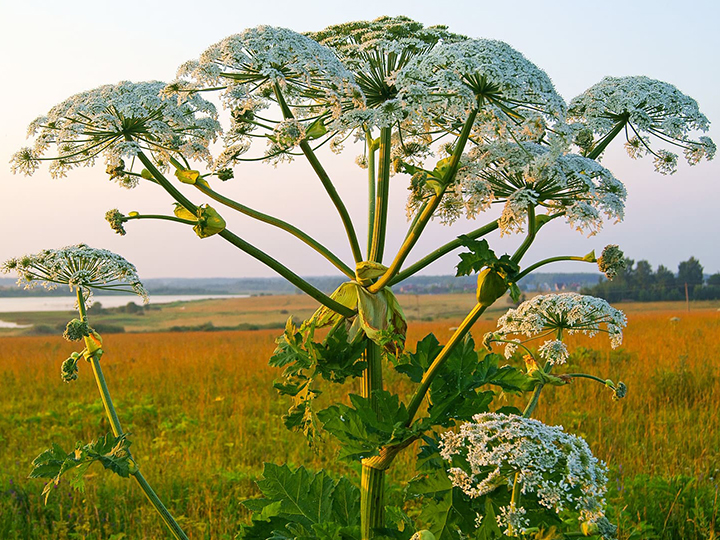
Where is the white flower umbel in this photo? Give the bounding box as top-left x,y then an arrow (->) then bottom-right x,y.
2,244 -> 148,305
428,141 -> 626,234
12,81 -> 220,184
174,26 -> 361,165
440,413 -> 610,532
309,16 -> 466,129
569,76 -> 715,174
495,293 -> 627,358
397,39 -> 566,129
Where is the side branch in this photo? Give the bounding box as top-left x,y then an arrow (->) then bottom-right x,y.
388,220 -> 500,286
195,182 -> 354,279
218,229 -> 356,318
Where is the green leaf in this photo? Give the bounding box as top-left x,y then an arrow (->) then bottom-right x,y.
331,477 -> 360,527
29,434 -> 135,503
394,334 -> 442,383
431,157 -> 454,182
257,463 -> 335,527
305,117 -> 328,140
318,391 -> 417,461
455,237 -> 496,277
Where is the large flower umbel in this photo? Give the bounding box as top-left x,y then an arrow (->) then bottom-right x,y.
440,413 -> 612,537
2,244 -> 148,303
11,81 -> 220,185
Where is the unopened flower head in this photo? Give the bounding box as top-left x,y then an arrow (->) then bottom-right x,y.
569,76 -> 714,174
12,81 -> 220,182
2,244 -> 148,304
597,245 -> 626,280
495,293 -> 627,355
440,413 -> 610,531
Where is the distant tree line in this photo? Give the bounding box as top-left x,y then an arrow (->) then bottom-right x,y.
582,257 -> 720,302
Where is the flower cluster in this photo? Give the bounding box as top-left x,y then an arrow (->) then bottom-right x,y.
309,16 -> 466,129
597,245 -> 626,280
397,39 -> 566,128
414,141 -> 626,235
2,244 -> 148,304
441,413 -> 612,536
11,81 -> 220,183
569,76 -> 715,173
495,293 -> 627,362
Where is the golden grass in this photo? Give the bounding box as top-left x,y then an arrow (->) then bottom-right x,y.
0,300 -> 718,538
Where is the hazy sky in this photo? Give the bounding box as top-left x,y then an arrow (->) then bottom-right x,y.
1,0 -> 718,280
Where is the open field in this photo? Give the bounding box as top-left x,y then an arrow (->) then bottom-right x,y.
1,296 -> 719,539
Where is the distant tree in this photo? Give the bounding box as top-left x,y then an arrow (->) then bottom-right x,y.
678,257 -> 704,287
707,273 -> 720,286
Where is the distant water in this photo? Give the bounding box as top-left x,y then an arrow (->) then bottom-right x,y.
0,294 -> 248,314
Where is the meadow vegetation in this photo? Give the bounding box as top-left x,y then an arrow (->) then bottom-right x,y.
1,297 -> 718,539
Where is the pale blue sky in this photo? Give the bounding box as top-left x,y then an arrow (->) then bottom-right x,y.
1,0 -> 718,278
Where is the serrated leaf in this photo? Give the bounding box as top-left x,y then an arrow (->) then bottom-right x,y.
394,334 -> 443,383
331,477 -> 361,527
30,434 -> 134,504
318,391 -> 416,461
455,237 -> 497,277
257,464 -> 335,527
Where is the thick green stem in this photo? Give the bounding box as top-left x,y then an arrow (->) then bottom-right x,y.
511,205 -> 536,264
359,340 -> 385,538
361,341 -> 384,408
134,150 -> 197,214
218,229 -> 355,318
387,220 -> 500,287
366,134 -> 377,257
369,128 -> 392,263
78,291 -> 189,540
406,303 -> 487,424
369,111 -> 478,292
195,182 -> 354,279
132,153 -> 352,317
587,118 -> 628,160
360,464 -> 385,540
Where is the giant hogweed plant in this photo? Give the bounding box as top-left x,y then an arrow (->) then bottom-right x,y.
7,16 -> 715,540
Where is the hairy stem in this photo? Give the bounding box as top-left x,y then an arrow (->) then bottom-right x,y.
272,83 -> 362,262
218,229 -> 355,318
369,128 -> 392,263
387,220 -> 500,286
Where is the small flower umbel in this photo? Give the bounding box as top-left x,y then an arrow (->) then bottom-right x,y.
2,244 -> 148,307
6,246 -> 189,540
493,293 -> 627,362
440,413 -> 613,538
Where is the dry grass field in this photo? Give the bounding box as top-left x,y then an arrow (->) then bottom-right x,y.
0,295 -> 718,538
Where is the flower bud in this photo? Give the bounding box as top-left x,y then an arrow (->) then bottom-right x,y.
216,168 -> 234,181
63,319 -> 92,341
410,531 -> 435,540
193,204 -> 226,238
476,268 -> 507,306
